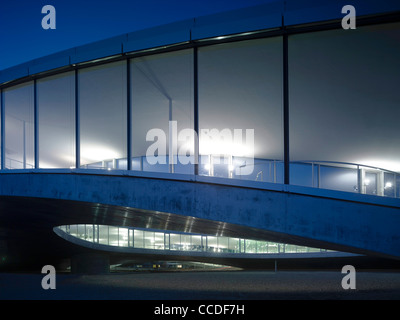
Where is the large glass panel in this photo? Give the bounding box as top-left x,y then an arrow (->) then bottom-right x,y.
207,236 -> 218,252
134,230 -> 144,248
143,230 -> 155,249
319,165 -> 358,193
77,224 -> 85,240
267,242 -> 279,253
289,23 -> 400,192
245,239 -> 257,253
98,225 -> 109,245
108,226 -> 119,246
4,82 -> 34,169
181,234 -> 191,251
199,38 -> 283,181
85,224 -> 94,242
69,225 -> 78,238
228,237 -> 239,253
131,49 -> 194,174
257,241 -> 268,253
191,235 -> 202,251
170,233 -> 181,251
154,232 -> 164,250
240,239 -> 245,253
37,72 -> 75,168
79,61 -> 127,169
290,163 -> 313,187
218,237 -> 229,253
118,227 -> 129,247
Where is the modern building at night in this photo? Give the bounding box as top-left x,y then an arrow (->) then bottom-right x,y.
0,0 -> 400,272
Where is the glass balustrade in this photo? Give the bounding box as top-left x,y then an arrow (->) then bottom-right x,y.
1,23 -> 399,199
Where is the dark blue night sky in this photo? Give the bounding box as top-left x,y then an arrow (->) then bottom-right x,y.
0,0 -> 276,70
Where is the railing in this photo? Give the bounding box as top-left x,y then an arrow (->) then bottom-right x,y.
5,158 -> 34,170
290,160 -> 399,198
5,155 -> 400,198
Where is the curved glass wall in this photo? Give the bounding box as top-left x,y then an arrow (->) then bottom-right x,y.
289,22 -> 400,196
56,224 -> 329,254
0,22 -> 399,198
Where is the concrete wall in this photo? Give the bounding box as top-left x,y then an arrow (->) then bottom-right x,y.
0,170 -> 399,259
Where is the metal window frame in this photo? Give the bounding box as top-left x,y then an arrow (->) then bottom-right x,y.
0,12 -> 397,179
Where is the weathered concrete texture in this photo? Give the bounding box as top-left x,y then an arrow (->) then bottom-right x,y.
0,171 -> 399,259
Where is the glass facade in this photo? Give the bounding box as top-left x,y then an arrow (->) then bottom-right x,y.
4,82 -> 34,169
57,224 -> 329,254
79,61 -> 127,169
289,22 -> 400,196
198,38 -> 283,181
0,21 -> 399,198
131,50 -> 194,174
37,72 -> 75,168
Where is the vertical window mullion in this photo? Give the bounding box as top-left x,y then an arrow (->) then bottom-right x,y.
75,69 -> 80,169
127,59 -> 132,170
34,80 -> 39,169
193,47 -> 199,175
283,33 -> 290,185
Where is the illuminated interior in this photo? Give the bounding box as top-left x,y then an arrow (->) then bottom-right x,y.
1,22 -> 400,198
55,224 -> 333,255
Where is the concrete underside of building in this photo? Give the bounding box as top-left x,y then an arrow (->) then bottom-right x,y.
1,1 -> 400,273
0,172 -> 399,272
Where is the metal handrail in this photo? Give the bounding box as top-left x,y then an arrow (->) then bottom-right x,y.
3,155 -> 399,198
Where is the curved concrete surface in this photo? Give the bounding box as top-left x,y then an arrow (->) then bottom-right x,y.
0,170 -> 399,263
